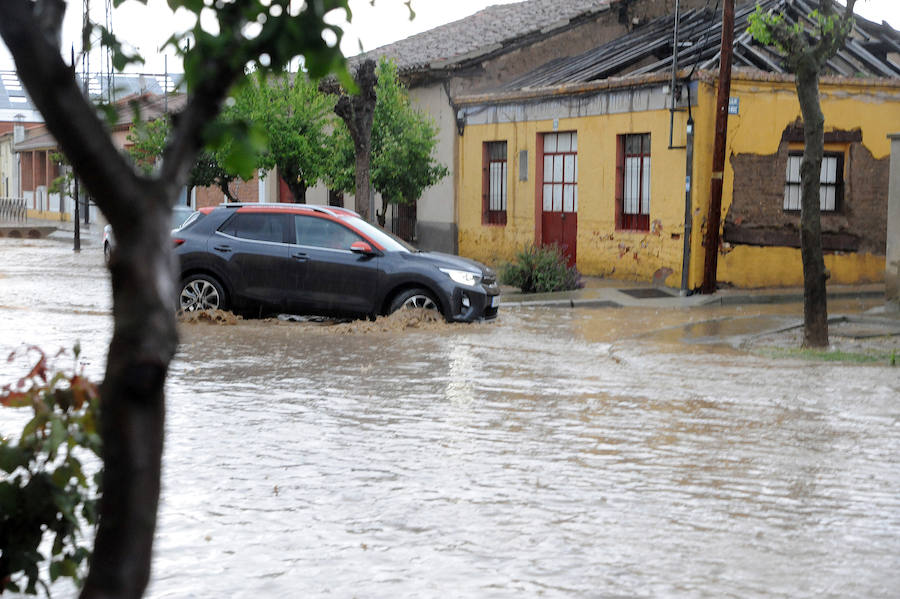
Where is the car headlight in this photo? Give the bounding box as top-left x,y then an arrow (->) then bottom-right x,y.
439,268 -> 482,287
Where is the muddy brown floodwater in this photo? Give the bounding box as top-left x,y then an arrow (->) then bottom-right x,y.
2,237 -> 899,598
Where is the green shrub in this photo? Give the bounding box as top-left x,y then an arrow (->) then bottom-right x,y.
1,346 -> 101,596
500,244 -> 583,293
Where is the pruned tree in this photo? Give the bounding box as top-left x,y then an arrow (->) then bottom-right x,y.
329,59 -> 447,228
0,1 -> 351,597
748,0 -> 858,347
369,59 -> 447,227
232,70 -> 333,203
334,59 -> 378,220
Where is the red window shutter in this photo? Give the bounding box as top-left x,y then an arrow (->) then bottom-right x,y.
481,142 -> 489,224
615,135 -> 625,230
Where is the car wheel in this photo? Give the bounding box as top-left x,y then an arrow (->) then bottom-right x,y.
180,274 -> 227,312
389,288 -> 440,314
103,242 -> 111,263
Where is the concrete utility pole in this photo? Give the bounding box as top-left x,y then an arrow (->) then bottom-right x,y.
700,0 -> 735,294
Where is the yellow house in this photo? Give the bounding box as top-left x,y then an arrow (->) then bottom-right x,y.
454,0 -> 900,289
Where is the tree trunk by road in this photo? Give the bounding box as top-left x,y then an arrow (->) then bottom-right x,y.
282,170 -> 309,203
334,60 -> 377,221
0,1 -> 305,595
747,0 -> 858,348
795,65 -> 829,347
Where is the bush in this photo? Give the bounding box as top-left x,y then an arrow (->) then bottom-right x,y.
500,244 -> 583,293
1,346 -> 101,596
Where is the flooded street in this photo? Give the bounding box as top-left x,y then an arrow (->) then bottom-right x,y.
2,237 -> 899,598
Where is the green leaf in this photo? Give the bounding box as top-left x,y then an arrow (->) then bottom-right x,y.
21,413 -> 47,444
48,416 -> 66,457
0,444 -> 28,473
0,480 -> 21,514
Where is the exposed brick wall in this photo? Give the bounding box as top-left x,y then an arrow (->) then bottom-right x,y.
725,141 -> 888,255
194,171 -> 262,209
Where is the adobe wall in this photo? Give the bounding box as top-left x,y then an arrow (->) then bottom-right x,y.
451,0 -> 714,97
725,134 -> 889,255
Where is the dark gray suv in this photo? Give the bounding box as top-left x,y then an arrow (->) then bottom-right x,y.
173,203 -> 500,322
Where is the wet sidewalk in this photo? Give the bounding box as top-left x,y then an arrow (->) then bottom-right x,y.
500,276 -> 888,309
500,277 -> 900,348
0,215 -> 101,243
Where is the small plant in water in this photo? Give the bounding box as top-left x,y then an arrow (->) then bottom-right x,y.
500,243 -> 583,293
0,345 -> 101,596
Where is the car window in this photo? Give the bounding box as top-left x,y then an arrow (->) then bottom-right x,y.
173,208 -> 198,230
294,215 -> 362,250
342,216 -> 414,252
220,212 -> 289,243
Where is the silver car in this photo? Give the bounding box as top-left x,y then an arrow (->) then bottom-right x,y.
103,204 -> 196,262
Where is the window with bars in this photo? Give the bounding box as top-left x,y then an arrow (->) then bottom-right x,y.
482,141 -> 508,225
783,152 -> 843,212
616,133 -> 650,231
541,132 -> 578,213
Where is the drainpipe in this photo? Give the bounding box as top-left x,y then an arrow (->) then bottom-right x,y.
680,114 -> 694,293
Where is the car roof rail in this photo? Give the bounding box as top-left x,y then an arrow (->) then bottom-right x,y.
217,201 -> 362,219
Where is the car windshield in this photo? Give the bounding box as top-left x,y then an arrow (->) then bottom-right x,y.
343,216 -> 416,252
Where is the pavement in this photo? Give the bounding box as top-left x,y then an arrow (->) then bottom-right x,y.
499,275 -> 889,310
0,215 -> 102,244
500,276 -> 900,350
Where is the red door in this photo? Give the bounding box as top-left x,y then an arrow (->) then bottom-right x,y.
539,132 -> 578,267
541,211 -> 577,267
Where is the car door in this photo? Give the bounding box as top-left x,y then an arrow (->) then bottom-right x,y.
212,211 -> 292,310
286,214 -> 381,316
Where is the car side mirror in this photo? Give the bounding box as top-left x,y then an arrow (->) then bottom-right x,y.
350,241 -> 376,256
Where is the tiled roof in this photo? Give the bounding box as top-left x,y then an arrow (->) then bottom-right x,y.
12,128 -> 58,152
356,0 -> 612,73
13,91 -> 187,151
498,0 -> 900,91
109,92 -> 187,131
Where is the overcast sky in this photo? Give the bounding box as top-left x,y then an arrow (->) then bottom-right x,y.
0,0 -> 897,74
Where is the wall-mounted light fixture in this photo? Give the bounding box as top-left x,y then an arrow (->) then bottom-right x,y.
456,110 -> 466,136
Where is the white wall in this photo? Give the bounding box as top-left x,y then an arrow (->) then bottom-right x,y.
408,82 -> 458,253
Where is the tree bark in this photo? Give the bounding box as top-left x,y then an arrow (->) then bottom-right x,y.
795,64 -> 829,347
219,179 -> 238,202
334,60 -> 377,221
282,171 -> 308,203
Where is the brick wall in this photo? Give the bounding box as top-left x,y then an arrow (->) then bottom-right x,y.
194,170 -> 262,208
